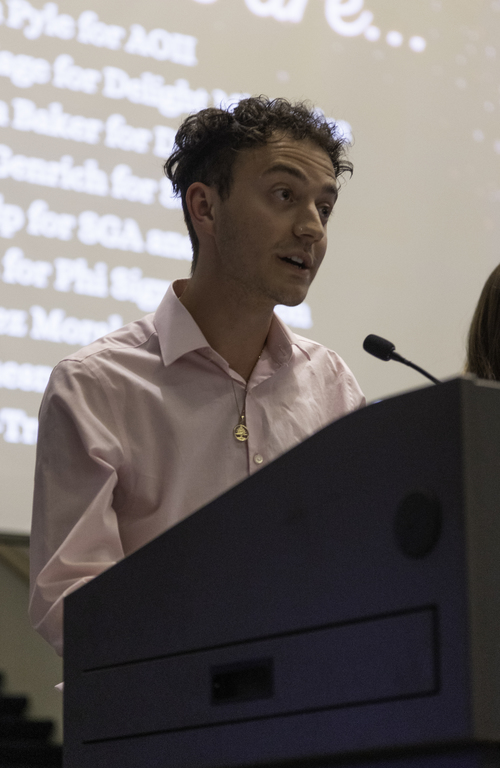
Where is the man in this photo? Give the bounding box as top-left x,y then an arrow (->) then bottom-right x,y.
29,96 -> 365,656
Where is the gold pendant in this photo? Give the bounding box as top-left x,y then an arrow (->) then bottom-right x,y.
233,423 -> 249,442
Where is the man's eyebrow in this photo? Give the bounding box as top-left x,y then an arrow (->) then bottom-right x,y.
262,163 -> 338,200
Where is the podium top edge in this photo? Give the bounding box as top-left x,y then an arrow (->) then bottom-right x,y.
365,374 -> 500,407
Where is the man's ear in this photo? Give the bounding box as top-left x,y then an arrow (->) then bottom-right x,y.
185,182 -> 217,238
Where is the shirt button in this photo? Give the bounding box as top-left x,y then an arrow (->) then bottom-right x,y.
253,453 -> 264,465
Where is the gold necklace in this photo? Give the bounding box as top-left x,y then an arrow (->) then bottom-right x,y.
231,350 -> 263,442
232,381 -> 249,442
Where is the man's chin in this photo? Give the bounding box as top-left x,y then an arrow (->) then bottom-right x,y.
271,288 -> 309,308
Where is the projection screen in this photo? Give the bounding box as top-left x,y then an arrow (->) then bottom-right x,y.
1,0 -> 499,534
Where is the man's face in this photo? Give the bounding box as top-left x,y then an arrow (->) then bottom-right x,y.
211,135 -> 338,308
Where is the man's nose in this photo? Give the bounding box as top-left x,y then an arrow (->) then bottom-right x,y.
293,205 -> 324,242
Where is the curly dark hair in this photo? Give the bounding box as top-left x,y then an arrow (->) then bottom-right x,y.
465,264 -> 500,381
164,96 -> 353,271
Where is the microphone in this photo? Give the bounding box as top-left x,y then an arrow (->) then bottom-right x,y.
363,334 -> 441,385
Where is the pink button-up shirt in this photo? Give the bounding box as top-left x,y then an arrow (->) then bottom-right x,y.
29,280 -> 365,655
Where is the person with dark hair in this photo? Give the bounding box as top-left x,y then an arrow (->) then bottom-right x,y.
164,96 -> 353,273
29,96 -> 364,656
465,263 -> 500,381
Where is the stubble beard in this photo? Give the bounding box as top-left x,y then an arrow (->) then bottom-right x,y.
217,230 -> 311,311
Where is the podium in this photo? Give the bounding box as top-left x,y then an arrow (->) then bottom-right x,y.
64,377 -> 500,768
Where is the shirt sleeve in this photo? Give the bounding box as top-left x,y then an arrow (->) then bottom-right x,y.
321,348 -> 366,420
29,359 -> 126,657
341,363 -> 366,413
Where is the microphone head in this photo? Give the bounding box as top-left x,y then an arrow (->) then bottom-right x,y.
363,334 -> 396,362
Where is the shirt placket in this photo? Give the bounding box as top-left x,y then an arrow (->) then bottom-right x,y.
244,384 -> 265,473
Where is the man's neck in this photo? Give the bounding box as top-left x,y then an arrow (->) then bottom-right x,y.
177,275 -> 273,381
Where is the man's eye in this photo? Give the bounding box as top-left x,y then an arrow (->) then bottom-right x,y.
276,189 -> 291,201
319,205 -> 332,219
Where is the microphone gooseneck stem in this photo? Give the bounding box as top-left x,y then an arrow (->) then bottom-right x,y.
391,353 -> 441,385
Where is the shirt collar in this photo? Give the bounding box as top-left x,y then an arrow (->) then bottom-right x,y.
267,311 -> 312,364
154,279 -> 212,368
153,278 -> 312,369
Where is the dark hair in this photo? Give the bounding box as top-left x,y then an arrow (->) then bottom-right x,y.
465,264 -> 500,381
164,96 -> 353,271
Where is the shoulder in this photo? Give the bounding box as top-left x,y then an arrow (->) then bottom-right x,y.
293,333 -> 356,376
292,333 -> 366,411
58,313 -> 157,366
295,334 -> 344,365
42,313 -> 159,409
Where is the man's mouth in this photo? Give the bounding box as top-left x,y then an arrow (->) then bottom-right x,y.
279,254 -> 310,270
